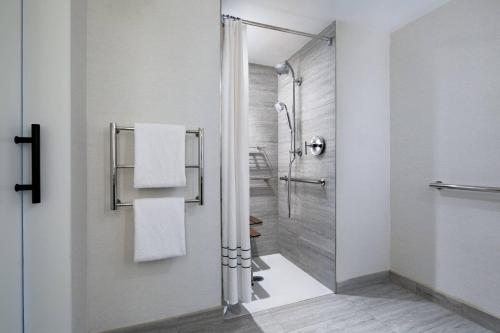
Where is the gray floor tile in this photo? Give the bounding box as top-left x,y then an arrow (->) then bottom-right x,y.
113,282 -> 493,333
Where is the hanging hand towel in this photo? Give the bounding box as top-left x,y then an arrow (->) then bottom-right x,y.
134,122 -> 186,188
133,197 -> 186,262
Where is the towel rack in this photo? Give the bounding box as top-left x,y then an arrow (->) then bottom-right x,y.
109,122 -> 204,210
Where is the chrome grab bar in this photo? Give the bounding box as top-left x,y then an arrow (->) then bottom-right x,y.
280,175 -> 326,187
250,176 -> 273,181
429,181 -> 500,193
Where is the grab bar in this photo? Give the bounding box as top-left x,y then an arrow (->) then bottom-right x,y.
429,181 -> 500,193
250,176 -> 273,181
280,175 -> 326,187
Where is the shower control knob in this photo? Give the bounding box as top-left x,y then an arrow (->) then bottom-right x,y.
305,136 -> 325,156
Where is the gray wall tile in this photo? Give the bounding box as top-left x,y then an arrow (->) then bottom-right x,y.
248,63 -> 279,256
277,22 -> 336,290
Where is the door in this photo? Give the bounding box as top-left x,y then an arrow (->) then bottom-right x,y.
1,0 -> 78,331
0,0 -> 23,332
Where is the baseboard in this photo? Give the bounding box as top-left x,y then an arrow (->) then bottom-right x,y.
101,306 -> 224,333
389,272 -> 500,333
336,271 -> 390,293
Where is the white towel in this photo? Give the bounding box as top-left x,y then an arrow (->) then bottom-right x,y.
134,122 -> 186,188
133,197 -> 186,262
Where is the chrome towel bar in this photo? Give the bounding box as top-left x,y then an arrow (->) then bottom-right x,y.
280,175 -> 326,187
110,122 -> 204,210
429,181 -> 500,193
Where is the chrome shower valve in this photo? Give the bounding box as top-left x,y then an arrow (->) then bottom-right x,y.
305,136 -> 325,156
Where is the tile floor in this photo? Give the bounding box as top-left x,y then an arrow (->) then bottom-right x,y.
114,264 -> 492,332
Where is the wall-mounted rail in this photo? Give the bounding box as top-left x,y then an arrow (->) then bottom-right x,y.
110,122 -> 204,210
222,15 -> 334,45
249,146 -> 273,183
250,176 -> 273,181
280,175 -> 326,187
429,181 -> 500,193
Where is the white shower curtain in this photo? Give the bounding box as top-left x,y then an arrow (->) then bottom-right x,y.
221,18 -> 252,305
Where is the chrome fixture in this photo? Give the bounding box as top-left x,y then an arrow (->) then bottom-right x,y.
429,181 -> 500,193
249,146 -> 274,182
274,61 -> 302,86
274,62 -> 289,75
274,102 -> 292,132
280,176 -> 326,187
275,61 -> 302,218
109,122 -> 204,210
305,136 -> 326,156
221,14 -> 334,45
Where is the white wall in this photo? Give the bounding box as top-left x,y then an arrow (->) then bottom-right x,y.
336,22 -> 391,282
391,0 -> 500,317
86,1 -> 221,331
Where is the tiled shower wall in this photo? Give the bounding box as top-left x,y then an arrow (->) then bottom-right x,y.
249,63 -> 279,256
277,22 -> 336,290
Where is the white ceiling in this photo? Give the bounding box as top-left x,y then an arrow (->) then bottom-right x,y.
222,0 -> 450,66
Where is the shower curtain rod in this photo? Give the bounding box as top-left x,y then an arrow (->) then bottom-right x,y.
222,14 -> 334,45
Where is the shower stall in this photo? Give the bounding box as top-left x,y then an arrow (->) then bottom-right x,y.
245,20 -> 336,313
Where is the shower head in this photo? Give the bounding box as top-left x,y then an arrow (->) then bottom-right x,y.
274,101 -> 287,113
275,60 -> 301,85
274,62 -> 290,75
274,102 -> 292,132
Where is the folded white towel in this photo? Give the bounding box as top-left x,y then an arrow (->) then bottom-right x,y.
134,122 -> 186,188
133,197 -> 186,262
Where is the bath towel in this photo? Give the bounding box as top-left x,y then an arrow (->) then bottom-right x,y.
134,122 -> 186,188
134,197 -> 186,262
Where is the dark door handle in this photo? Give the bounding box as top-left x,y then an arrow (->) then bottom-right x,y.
14,124 -> 40,203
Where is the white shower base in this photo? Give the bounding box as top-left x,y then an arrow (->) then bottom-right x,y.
243,253 -> 333,314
